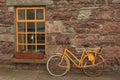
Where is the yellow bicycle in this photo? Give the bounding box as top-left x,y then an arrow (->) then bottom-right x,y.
47,44 -> 106,77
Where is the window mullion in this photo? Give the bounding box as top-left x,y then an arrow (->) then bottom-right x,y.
35,9 -> 37,52
16,8 -> 18,52
25,9 -> 28,53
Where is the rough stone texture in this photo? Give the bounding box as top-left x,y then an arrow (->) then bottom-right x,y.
45,0 -> 120,71
112,0 -> 120,3
78,9 -> 92,20
102,21 -> 120,33
0,1 -> 15,64
0,0 -> 120,71
90,9 -> 114,20
8,7 -> 14,12
0,34 -> 14,42
46,21 -> 64,33
0,0 -> 5,3
78,7 -> 98,20
0,27 -> 7,33
6,0 -> 53,6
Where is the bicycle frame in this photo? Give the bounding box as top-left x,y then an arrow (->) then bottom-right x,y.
57,47 -> 106,69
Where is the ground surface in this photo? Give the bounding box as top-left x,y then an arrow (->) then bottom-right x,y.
0,67 -> 120,80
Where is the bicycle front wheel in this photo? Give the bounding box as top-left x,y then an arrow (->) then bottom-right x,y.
83,55 -> 104,77
47,54 -> 70,77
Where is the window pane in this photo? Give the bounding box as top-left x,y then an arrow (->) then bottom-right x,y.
18,45 -> 26,54
28,45 -> 35,51
28,34 -> 35,43
37,34 -> 45,43
36,9 -> 44,20
27,22 -> 35,32
37,45 -> 45,54
18,22 -> 26,32
18,10 -> 25,20
37,22 -> 45,32
27,9 -> 35,20
18,34 -> 26,43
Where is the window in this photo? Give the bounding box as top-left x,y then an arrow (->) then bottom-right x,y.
16,7 -> 46,59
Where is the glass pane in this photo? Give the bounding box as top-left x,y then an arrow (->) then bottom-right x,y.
37,45 -> 45,54
28,45 -> 35,52
27,9 -> 35,20
27,22 -> 35,32
28,34 -> 35,43
18,45 -> 26,54
18,22 -> 26,32
18,34 -> 26,43
18,10 -> 25,20
36,9 -> 44,20
37,22 -> 45,32
37,34 -> 45,43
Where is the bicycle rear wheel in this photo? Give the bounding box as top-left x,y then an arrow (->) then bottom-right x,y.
83,55 -> 104,77
47,54 -> 70,77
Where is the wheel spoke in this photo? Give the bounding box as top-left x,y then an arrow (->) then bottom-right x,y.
83,55 -> 104,77
47,55 -> 70,77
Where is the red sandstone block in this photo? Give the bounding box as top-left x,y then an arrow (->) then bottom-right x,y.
0,0 -> 5,3
90,9 -> 113,20
110,4 -> 120,9
116,37 -> 120,46
70,39 -> 82,46
102,21 -> 120,33
114,9 -> 120,20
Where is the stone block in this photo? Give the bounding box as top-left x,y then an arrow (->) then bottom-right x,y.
86,34 -> 99,41
7,25 -> 15,34
46,34 -> 56,45
74,28 -> 90,33
90,9 -> 114,20
103,46 -> 120,57
78,7 -> 98,20
102,22 -> 120,33
63,21 -> 79,28
90,28 -> 102,34
46,21 -> 64,33
6,0 -> 53,6
78,9 -> 92,20
8,7 -> 14,12
112,0 -> 120,3
46,45 -> 62,57
0,34 -> 14,42
114,9 -> 120,20
70,39 -> 82,46
0,0 -> 5,3
75,34 -> 87,38
51,12 -> 73,20
55,33 -> 76,45
100,35 -> 116,41
0,27 -> 7,33
110,4 -> 120,9
116,37 -> 120,46
63,27 -> 75,33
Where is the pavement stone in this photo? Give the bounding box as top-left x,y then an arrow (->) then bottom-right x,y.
0,68 -> 120,80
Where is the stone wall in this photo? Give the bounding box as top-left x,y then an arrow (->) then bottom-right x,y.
0,0 -> 15,64
0,0 -> 119,71
46,0 -> 120,71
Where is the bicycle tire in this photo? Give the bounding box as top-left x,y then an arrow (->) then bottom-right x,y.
47,54 -> 70,77
82,55 -> 104,77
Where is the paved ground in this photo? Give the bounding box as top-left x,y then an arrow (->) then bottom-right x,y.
0,67 -> 120,80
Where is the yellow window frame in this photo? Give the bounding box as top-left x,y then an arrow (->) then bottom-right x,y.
16,7 -> 46,54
